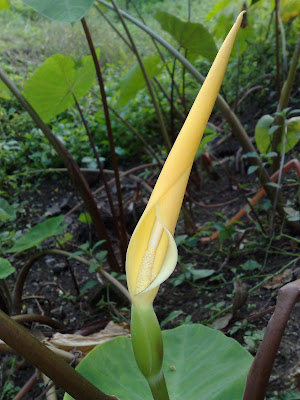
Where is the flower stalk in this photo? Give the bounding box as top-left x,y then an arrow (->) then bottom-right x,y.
126,12 -> 245,399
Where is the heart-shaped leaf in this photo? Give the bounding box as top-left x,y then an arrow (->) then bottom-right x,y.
119,56 -> 163,107
155,11 -> 217,61
255,114 -> 300,155
23,53 -> 97,122
21,0 -> 94,23
64,324 -> 252,400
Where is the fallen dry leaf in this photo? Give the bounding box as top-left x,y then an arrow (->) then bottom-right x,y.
263,269 -> 293,289
211,313 -> 233,330
48,321 -> 130,353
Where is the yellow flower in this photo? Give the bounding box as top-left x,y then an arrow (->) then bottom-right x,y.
126,12 -> 245,308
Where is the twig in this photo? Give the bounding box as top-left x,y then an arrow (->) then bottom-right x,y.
12,314 -> 65,330
12,370 -> 39,400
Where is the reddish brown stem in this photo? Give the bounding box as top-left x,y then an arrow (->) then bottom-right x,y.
12,371 -> 39,400
72,94 -> 124,249
243,279 -> 300,400
81,17 -> 127,269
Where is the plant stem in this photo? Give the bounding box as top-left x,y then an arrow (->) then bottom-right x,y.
275,0 -> 281,100
0,69 -> 120,272
0,310 -> 117,400
72,93 -> 124,249
12,314 -> 64,330
243,279 -> 300,400
97,0 -> 300,233
109,0 -> 172,150
81,17 -> 128,269
13,371 -> 39,400
148,371 -> 170,400
272,37 -> 300,173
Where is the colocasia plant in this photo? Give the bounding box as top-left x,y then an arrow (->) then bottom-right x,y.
1,2 -> 299,400
64,12 -> 255,400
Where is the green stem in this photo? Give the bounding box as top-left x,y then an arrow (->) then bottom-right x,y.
130,304 -> 170,399
148,370 -> 170,400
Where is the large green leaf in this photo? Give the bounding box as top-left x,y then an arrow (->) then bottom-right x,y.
255,114 -> 300,155
23,53 -> 96,122
0,258 -> 15,279
280,0 -> 300,23
119,55 -> 163,107
155,12 -> 217,62
7,215 -> 66,253
255,114 -> 274,154
64,324 -> 252,400
0,198 -> 16,222
21,0 -> 94,23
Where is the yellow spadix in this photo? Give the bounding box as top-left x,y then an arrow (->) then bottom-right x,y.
126,12 -> 245,308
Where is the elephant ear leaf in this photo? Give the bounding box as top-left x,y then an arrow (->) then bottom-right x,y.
118,55 -> 163,107
155,11 -> 217,61
23,52 -> 97,122
21,0 -> 94,23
